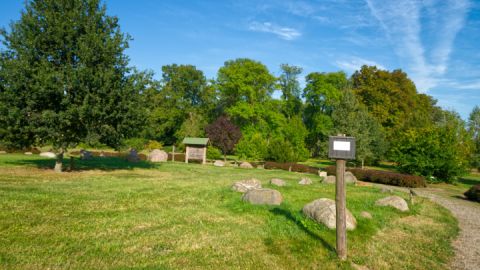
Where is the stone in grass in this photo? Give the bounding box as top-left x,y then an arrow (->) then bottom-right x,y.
298,177 -> 312,185
302,198 -> 357,230
80,149 -> 93,160
375,196 -> 409,212
323,175 -> 336,184
464,184 -> 480,202
318,171 -> 327,178
213,160 -> 225,167
360,211 -> 372,219
127,149 -> 140,163
381,187 -> 393,193
0,151 -> 6,154
239,162 -> 253,169
148,149 -> 168,162
270,178 -> 286,187
40,152 -> 56,158
242,188 -> 283,205
24,152 -> 33,155
232,178 -> 262,193
345,171 -> 357,184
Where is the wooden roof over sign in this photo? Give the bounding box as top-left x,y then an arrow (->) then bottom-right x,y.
182,137 -> 209,146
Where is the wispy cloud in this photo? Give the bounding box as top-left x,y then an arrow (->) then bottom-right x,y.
248,21 -> 301,40
335,57 -> 386,72
365,0 -> 471,92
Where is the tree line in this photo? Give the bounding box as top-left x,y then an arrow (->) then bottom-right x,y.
0,0 -> 479,181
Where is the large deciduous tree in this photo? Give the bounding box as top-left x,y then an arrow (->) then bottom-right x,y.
468,105 -> 480,169
0,0 -> 144,171
278,64 -> 303,118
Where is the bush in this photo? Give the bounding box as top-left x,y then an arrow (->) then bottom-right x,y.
464,184 -> 480,202
325,166 -> 426,188
121,138 -> 147,151
207,145 -> 222,160
267,138 -> 296,162
145,140 -> 163,151
235,132 -> 268,161
264,161 -> 319,174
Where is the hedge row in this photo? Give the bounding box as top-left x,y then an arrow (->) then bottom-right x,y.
325,166 -> 426,188
264,161 -> 319,174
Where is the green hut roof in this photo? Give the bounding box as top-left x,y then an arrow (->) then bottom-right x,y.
182,137 -> 209,146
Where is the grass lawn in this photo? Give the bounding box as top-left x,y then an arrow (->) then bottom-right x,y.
0,154 -> 458,269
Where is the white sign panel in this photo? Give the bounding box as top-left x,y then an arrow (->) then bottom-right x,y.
333,141 -> 350,151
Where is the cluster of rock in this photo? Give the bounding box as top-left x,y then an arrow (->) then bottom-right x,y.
320,171 -> 357,185
231,178 -> 282,205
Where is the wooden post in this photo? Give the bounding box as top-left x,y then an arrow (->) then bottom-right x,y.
185,146 -> 189,163
172,145 -> 175,162
336,135 -> 347,260
202,147 -> 206,165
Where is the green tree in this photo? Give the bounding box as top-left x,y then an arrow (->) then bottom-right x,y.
0,0 -> 144,171
392,111 -> 472,182
174,112 -> 207,143
148,64 -> 215,145
468,105 -> 480,169
278,64 -> 303,118
303,71 -> 347,156
332,89 -> 386,168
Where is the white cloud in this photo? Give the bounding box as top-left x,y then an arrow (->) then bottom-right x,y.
335,57 -> 386,72
248,21 -> 301,40
365,0 -> 470,92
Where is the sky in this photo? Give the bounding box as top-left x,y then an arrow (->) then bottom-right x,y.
1,0 -> 479,119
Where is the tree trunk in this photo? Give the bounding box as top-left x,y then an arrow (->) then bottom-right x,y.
54,150 -> 64,173
69,156 -> 75,171
361,159 -> 364,170
223,152 -> 227,163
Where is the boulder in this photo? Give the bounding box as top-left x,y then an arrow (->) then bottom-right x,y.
256,164 -> 264,169
213,160 -> 225,167
80,149 -> 93,160
239,162 -> 253,169
148,149 -> 168,162
345,171 -> 357,184
298,177 -> 312,185
360,211 -> 372,219
0,151 -> 6,154
381,187 -> 393,193
242,188 -> 283,205
464,184 -> 480,202
40,152 -> 56,158
318,171 -> 327,178
302,198 -> 357,230
375,196 -> 409,212
270,178 -> 286,187
323,175 -> 336,184
126,149 -> 140,163
24,152 -> 32,155
232,178 -> 262,193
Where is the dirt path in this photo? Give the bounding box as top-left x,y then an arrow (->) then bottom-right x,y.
368,183 -> 480,270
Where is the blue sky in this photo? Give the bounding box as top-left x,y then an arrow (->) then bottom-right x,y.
1,0 -> 479,119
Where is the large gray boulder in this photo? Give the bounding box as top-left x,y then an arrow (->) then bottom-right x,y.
239,162 -> 253,169
232,178 -> 262,193
40,152 -> 56,158
375,196 -> 409,212
323,175 -> 336,184
213,160 -> 225,167
303,198 -> 357,230
148,149 -> 168,162
345,171 -> 357,184
242,188 -> 282,205
270,178 -> 286,187
298,177 -> 312,185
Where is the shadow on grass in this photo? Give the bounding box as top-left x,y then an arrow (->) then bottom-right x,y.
458,177 -> 480,187
5,156 -> 157,171
270,207 -> 335,252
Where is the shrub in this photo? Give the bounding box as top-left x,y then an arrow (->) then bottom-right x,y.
207,145 -> 222,160
235,132 -> 268,161
264,161 -> 319,174
464,184 -> 480,202
145,140 -> 163,151
121,138 -> 147,151
267,138 -> 296,162
325,166 -> 426,188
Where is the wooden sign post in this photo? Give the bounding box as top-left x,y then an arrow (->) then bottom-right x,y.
328,135 -> 356,261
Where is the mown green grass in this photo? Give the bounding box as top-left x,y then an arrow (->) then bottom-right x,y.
0,154 -> 458,269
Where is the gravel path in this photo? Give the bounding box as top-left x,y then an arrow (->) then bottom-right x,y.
414,189 -> 480,270
368,183 -> 480,270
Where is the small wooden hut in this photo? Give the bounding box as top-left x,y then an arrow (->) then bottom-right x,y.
182,137 -> 209,164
